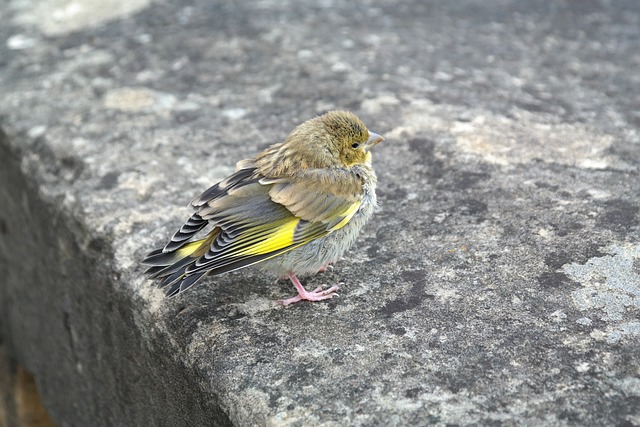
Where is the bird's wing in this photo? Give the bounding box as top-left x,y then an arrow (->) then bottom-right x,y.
190,161 -> 258,208
261,167 -> 364,231
144,164 -> 365,295
161,163 -> 257,253
183,166 -> 364,275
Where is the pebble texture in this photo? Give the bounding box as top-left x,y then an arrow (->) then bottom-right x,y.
1,0 -> 639,425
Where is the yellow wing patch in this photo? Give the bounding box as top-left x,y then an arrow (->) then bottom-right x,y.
177,239 -> 206,258
236,218 -> 301,256
179,201 -> 360,263
176,233 -> 218,259
328,201 -> 361,232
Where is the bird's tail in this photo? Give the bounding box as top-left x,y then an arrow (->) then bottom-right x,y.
143,230 -> 218,297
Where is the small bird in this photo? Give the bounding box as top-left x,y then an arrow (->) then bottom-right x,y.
143,111 -> 383,305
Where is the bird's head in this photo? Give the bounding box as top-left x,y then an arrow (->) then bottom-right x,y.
280,110 -> 383,168
256,111 -> 384,176
319,111 -> 384,167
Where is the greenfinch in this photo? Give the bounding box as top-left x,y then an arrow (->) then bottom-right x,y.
143,111 -> 383,305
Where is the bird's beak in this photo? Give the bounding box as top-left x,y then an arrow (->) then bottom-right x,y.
365,132 -> 384,149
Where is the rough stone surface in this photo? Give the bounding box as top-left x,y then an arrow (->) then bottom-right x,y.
1,0 -> 639,426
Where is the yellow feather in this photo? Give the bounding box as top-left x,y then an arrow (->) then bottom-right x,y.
329,201 -> 361,232
237,218 -> 300,256
176,239 -> 205,258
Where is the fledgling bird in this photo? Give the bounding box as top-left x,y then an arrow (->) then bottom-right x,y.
143,111 -> 383,305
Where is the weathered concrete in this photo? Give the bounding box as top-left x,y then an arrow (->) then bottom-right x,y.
1,0 -> 639,425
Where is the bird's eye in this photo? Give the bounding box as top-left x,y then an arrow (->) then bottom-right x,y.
351,142 -> 360,149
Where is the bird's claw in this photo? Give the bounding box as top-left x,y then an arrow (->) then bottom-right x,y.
278,284 -> 341,306
317,263 -> 335,273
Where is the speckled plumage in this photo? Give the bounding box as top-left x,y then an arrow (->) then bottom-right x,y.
143,111 -> 383,305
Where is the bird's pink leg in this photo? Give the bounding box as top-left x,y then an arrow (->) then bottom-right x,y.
278,273 -> 340,306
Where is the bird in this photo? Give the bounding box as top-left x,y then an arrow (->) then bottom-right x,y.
142,111 -> 384,306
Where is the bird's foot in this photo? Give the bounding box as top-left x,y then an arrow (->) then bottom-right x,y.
317,263 -> 334,273
278,284 -> 340,306
317,257 -> 344,273
278,273 -> 340,306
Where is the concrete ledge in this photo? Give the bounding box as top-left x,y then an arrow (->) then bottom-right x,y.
1,0 -> 639,426
0,137 -> 232,425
